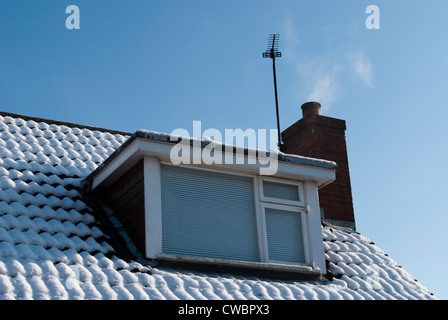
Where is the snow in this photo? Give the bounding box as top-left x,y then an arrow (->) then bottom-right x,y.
0,176 -> 15,189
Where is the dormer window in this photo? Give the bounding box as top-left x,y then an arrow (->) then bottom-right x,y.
82,131 -> 337,275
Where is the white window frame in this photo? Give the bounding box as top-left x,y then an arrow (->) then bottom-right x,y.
257,176 -> 310,266
144,157 -> 326,274
259,176 -> 305,207
258,202 -> 310,266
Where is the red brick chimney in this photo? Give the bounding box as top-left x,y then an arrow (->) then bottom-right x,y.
281,102 -> 355,230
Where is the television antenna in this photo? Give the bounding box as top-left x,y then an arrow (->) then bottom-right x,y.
263,34 -> 285,152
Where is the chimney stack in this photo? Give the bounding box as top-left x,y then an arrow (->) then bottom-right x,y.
281,102 -> 355,230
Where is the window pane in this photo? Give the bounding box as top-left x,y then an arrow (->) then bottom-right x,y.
265,208 -> 305,263
263,180 -> 300,202
161,164 -> 260,262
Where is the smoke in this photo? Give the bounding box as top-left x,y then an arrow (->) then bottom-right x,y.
307,74 -> 339,112
283,17 -> 374,111
304,63 -> 342,113
347,49 -> 373,88
303,50 -> 373,111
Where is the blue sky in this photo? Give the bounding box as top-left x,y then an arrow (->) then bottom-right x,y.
1,0 -> 447,299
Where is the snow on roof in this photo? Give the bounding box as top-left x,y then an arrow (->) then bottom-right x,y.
0,111 -> 436,300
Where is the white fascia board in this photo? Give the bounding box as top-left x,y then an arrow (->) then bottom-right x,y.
91,139 -> 142,189
274,162 -> 335,188
90,138 -> 336,190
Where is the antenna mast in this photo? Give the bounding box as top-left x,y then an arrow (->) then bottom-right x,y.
263,34 -> 285,152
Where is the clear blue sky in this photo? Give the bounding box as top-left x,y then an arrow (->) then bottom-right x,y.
1,0 -> 447,299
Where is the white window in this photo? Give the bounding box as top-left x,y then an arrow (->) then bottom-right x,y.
257,177 -> 309,265
263,204 -> 308,264
144,159 -> 326,274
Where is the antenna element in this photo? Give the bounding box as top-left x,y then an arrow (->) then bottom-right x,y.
262,34 -> 285,152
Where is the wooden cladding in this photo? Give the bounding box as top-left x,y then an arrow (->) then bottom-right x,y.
106,159 -> 146,254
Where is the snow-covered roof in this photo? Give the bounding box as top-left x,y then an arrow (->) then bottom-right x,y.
0,111 -> 435,300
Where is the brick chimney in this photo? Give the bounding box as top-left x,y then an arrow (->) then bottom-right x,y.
281,102 -> 355,230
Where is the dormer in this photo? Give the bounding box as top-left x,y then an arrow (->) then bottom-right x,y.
81,130 -> 337,275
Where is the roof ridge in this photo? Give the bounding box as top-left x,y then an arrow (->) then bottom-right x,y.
0,110 -> 132,136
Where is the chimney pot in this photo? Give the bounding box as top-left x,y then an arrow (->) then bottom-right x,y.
301,101 -> 321,118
